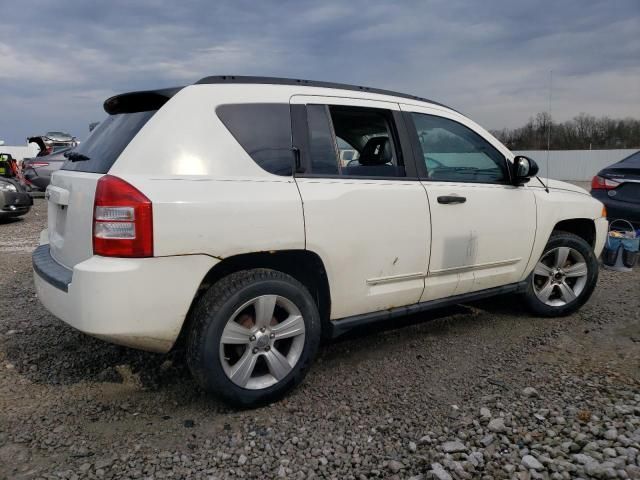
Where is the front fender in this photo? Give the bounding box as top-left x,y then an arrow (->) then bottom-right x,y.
521,190 -> 606,280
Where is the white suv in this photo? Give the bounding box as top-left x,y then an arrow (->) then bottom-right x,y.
33,76 -> 607,406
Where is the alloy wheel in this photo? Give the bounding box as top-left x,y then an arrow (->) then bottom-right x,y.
219,295 -> 306,390
532,247 -> 589,307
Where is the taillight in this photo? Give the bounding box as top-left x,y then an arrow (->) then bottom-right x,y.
93,175 -> 153,257
591,175 -> 620,191
30,161 -> 49,167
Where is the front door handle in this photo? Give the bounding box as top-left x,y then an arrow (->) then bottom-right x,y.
437,195 -> 466,205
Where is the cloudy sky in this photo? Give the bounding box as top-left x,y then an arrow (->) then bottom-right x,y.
1,0 -> 638,144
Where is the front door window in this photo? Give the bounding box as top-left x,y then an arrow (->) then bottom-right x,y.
411,113 -> 508,184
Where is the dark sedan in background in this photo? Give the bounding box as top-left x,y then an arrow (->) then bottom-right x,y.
591,150 -> 640,226
0,178 -> 32,219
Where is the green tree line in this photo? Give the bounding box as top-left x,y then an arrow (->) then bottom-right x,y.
491,113 -> 640,150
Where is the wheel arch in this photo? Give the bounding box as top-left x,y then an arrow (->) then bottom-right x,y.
522,227 -> 600,317
521,215 -> 600,282
176,250 -> 332,349
552,218 -> 596,247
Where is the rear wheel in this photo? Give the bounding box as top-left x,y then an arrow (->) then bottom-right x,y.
187,269 -> 321,407
522,231 -> 599,317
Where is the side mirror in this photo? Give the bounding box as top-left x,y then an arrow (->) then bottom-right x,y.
512,155 -> 539,185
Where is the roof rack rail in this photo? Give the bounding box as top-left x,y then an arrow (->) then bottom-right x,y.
194,75 -> 456,111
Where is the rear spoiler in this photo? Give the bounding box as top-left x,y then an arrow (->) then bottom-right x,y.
103,87 -> 183,115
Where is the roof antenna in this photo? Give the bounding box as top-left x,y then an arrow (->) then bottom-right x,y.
536,70 -> 552,193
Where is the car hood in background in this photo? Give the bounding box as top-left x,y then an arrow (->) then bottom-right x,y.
44,132 -> 75,142
0,177 -> 29,193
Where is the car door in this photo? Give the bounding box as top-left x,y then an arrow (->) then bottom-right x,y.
291,95 -> 431,320
400,104 -> 536,300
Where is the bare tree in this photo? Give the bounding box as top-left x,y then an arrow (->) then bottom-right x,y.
491,114 -> 640,150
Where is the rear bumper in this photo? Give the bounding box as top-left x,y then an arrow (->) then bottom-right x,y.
33,244 -> 218,353
592,191 -> 640,225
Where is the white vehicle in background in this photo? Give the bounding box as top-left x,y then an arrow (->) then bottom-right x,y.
33,76 -> 607,406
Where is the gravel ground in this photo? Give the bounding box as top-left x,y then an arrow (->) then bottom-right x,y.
1,199 -> 638,480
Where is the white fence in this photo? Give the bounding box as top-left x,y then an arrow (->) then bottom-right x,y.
1,143 -> 636,181
0,144 -> 39,160
515,149 -> 638,181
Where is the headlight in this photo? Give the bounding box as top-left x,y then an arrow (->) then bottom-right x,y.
0,182 -> 18,192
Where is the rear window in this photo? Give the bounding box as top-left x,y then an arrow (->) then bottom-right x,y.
62,110 -> 156,173
216,103 -> 294,176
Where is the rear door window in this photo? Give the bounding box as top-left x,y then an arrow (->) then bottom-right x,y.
306,104 -> 340,175
62,110 -> 156,174
305,104 -> 405,178
329,106 -> 404,178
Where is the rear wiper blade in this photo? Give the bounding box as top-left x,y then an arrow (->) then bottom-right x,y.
64,151 -> 90,162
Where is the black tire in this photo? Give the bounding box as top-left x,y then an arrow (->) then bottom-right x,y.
187,268 -> 321,407
522,231 -> 599,317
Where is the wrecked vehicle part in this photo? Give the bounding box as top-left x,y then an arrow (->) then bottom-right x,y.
27,132 -> 78,157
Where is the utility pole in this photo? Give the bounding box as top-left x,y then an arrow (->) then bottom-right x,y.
546,70 -> 553,180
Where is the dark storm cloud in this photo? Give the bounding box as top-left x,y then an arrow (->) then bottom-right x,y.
0,0 -> 638,144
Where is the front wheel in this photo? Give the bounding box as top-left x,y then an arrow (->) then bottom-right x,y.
522,231 -> 599,317
187,269 -> 321,407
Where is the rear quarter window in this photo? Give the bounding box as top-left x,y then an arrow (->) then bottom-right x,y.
216,103 -> 294,176
62,110 -> 156,174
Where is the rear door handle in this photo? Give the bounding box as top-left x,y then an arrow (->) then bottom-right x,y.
437,195 -> 466,205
